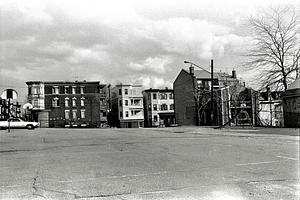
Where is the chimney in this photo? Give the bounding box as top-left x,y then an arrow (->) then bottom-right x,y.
232,69 -> 237,79
189,66 -> 194,76
266,86 -> 271,101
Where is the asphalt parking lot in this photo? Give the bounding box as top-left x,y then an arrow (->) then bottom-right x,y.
0,127 -> 299,200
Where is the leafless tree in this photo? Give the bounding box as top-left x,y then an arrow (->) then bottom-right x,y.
246,6 -> 299,91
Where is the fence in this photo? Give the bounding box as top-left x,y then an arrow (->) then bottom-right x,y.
218,110 -> 300,128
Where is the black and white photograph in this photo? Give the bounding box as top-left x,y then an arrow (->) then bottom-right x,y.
0,0 -> 299,199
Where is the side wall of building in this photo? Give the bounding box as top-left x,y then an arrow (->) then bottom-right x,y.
283,89 -> 300,127
174,70 -> 196,126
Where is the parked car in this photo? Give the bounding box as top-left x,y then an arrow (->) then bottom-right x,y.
0,118 -> 39,130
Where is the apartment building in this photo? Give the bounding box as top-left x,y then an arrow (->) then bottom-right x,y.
143,88 -> 175,127
174,66 -> 252,126
111,84 -> 144,128
26,81 -> 109,128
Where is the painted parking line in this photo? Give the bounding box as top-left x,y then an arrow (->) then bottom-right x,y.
236,156 -> 298,166
276,155 -> 298,161
236,161 -> 281,166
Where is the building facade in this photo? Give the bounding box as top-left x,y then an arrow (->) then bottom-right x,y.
26,81 -> 109,128
283,77 -> 300,127
174,66 -> 253,126
0,98 -> 21,120
143,88 -> 175,127
111,84 -> 144,128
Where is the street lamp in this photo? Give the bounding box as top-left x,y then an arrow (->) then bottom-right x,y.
184,60 -> 214,125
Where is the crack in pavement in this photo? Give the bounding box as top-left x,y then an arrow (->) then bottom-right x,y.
0,143 -> 107,154
28,177 -> 298,199
32,172 -> 46,199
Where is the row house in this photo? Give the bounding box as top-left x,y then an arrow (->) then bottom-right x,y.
174,66 -> 255,126
26,81 -> 109,128
110,84 -> 144,128
143,88 -> 175,127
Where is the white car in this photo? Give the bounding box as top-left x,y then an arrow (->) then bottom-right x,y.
0,118 -> 39,130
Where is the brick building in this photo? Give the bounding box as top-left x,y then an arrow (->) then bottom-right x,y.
26,81 -> 109,128
110,84 -> 144,128
143,88 -> 175,127
174,66 -> 251,126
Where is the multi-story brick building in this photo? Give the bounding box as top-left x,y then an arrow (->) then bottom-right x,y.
174,66 -> 252,126
143,88 -> 175,127
110,84 -> 144,128
26,81 -> 109,128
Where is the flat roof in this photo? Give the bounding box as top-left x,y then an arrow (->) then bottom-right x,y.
115,84 -> 143,87
143,88 -> 174,93
26,81 -> 101,85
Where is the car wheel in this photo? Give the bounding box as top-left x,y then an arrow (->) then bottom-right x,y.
26,125 -> 34,130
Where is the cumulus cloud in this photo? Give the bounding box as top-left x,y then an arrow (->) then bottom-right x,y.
129,56 -> 171,74
1,0 -> 298,102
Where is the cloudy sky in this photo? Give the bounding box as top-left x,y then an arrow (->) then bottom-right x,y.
0,0 -> 298,102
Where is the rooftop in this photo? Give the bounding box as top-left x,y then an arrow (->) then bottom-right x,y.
26,81 -> 102,85
143,88 -> 173,93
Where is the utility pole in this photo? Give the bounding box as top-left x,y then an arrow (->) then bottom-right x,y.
210,59 -> 214,125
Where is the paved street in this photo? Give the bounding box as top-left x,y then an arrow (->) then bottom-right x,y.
0,127 -> 299,200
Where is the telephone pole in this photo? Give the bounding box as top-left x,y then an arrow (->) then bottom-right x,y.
211,59 -> 214,125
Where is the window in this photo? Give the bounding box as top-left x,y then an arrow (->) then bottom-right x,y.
153,104 -> 157,111
100,99 -> 106,105
33,99 -> 38,107
72,98 -> 76,107
125,111 -> 129,117
81,109 -> 85,119
131,99 -> 134,105
72,86 -> 76,94
28,87 -> 32,95
125,100 -> 128,106
125,89 -> 128,95
153,93 -> 157,99
160,93 -> 167,99
119,100 -> 122,106
64,86 -> 70,94
119,111 -> 123,118
80,86 -> 84,94
65,98 -> 69,107
81,98 -> 85,106
32,87 -> 40,94
65,110 -> 70,119
170,104 -> 174,110
119,89 -> 122,95
52,97 -> 59,107
131,110 -> 134,116
72,110 -> 77,119
103,111 -> 107,117
52,86 -> 59,94
154,115 -> 158,122
169,93 -> 174,99
148,104 -> 151,111
161,104 -> 168,110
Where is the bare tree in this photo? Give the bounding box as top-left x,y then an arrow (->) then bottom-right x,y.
246,6 -> 299,91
